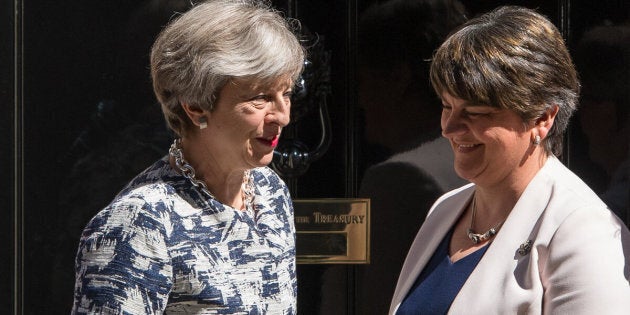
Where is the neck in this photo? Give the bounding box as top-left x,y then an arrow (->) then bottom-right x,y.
476,152 -> 548,215
471,188 -> 516,223
172,138 -> 249,209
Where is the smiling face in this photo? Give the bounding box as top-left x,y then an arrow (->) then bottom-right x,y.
200,77 -> 293,170
440,92 -> 541,189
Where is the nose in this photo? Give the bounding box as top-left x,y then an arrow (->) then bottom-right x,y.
265,94 -> 291,127
441,110 -> 466,138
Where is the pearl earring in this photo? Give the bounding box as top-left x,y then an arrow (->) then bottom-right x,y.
533,135 -> 541,145
199,117 -> 208,130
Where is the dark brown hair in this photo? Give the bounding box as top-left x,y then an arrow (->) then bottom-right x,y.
430,6 -> 579,155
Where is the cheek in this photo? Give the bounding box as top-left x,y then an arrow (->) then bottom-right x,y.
506,133 -> 532,156
221,119 -> 257,139
440,112 -> 449,129
484,129 -> 519,149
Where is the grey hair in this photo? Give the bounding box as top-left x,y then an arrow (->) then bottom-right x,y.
430,6 -> 579,156
151,0 -> 305,137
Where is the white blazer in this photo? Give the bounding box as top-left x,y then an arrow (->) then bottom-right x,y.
390,157 -> 630,314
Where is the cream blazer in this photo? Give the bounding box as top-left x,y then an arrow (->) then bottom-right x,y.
389,157 -> 630,314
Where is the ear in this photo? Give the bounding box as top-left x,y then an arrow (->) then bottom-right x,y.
533,105 -> 559,140
181,103 -> 209,129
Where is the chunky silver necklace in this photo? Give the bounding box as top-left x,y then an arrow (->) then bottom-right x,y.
169,139 -> 254,213
467,196 -> 505,244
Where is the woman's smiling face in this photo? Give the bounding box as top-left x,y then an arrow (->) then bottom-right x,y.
440,92 -> 535,187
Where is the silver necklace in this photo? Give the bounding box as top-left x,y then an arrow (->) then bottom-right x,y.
467,196 -> 505,244
169,139 -> 254,212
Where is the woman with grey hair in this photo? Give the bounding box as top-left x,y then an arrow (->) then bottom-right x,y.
390,6 -> 630,314
72,0 -> 304,313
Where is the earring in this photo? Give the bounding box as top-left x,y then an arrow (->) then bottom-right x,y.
199,117 -> 208,130
533,135 -> 541,145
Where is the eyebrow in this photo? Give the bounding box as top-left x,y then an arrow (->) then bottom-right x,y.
466,103 -> 494,108
441,98 -> 475,107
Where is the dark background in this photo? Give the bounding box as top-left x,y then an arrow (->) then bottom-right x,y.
4,0 -> 629,314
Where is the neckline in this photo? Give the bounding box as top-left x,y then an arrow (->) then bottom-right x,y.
444,228 -> 490,265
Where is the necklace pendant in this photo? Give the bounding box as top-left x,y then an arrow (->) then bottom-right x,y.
467,229 -> 481,244
467,228 -> 498,244
487,228 -> 497,237
467,194 -> 505,244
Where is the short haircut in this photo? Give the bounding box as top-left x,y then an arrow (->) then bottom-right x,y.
151,0 -> 305,137
430,6 -> 579,156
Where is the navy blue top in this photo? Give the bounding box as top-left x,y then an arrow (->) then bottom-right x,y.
396,229 -> 489,315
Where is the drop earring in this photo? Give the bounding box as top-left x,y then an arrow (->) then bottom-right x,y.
533,135 -> 541,145
199,117 -> 208,130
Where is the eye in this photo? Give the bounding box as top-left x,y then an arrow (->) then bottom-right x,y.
465,111 -> 485,117
283,91 -> 293,104
463,106 -> 495,118
249,95 -> 269,108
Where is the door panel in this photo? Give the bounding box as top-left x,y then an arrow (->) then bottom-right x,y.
7,0 -> 628,314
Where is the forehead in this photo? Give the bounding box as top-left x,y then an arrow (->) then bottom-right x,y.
441,92 -> 504,111
231,76 -> 294,92
441,92 -> 477,107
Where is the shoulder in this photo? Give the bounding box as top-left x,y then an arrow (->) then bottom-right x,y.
81,158 -> 183,239
115,156 -> 179,196
74,187 -> 175,314
539,157 -> 610,219
539,196 -> 630,312
530,158 -> 630,311
525,157 -> 622,247
81,186 -> 174,242
541,158 -> 626,242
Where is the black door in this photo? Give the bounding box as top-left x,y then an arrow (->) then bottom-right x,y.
5,0 -> 628,314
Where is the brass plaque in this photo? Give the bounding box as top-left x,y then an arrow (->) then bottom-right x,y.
293,198 -> 370,264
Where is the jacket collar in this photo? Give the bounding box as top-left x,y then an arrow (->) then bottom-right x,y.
390,156 -> 560,314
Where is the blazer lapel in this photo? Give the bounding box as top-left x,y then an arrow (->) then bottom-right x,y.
390,184 -> 475,314
447,158 -> 558,314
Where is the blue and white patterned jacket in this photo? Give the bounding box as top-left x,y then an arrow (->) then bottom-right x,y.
72,157 -> 297,314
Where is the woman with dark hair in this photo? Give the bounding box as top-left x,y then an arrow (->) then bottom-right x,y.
391,6 -> 630,314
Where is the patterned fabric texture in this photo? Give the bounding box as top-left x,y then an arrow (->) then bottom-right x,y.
72,156 -> 297,314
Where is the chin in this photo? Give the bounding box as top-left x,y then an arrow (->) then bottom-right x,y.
251,154 -> 274,168
454,165 -> 475,182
